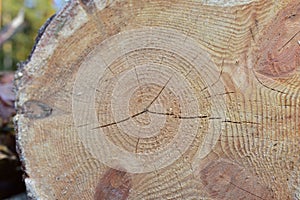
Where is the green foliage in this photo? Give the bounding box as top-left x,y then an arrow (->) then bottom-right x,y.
0,0 -> 55,71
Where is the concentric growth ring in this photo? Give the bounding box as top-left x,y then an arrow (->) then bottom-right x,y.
72,27 -> 226,173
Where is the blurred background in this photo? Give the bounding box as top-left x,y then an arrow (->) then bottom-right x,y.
0,0 -> 67,199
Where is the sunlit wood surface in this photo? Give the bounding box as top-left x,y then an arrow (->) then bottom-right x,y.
15,0 -> 300,199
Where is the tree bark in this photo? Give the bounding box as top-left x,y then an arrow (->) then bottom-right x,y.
15,0 -> 300,199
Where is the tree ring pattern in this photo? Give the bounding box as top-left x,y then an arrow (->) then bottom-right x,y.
72,27 -> 226,173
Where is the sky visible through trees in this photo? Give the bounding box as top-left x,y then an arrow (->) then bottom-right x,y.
0,0 -> 67,71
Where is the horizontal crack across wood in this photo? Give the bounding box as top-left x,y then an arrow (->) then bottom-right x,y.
94,77 -> 173,129
222,120 -> 260,125
94,109 -> 218,129
205,92 -> 235,99
147,110 -> 209,119
93,109 -> 147,129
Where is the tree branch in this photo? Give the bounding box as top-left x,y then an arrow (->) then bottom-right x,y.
0,9 -> 25,46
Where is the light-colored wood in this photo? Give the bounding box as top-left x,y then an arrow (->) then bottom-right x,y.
15,0 -> 300,199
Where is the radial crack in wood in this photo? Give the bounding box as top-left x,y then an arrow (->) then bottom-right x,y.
15,0 -> 300,199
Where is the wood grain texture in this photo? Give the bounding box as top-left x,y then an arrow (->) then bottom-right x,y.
15,0 -> 300,199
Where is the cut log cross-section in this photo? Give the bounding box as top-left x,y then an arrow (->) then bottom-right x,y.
15,0 -> 300,199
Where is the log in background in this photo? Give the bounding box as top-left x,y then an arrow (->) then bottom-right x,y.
15,0 -> 300,199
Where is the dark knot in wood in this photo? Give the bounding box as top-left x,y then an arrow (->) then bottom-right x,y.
22,100 -> 52,119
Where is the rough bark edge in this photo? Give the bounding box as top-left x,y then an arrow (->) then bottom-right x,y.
13,13 -> 56,200
25,179 -> 40,200
13,0 -> 114,198
14,0 -> 298,198
13,2 -> 72,199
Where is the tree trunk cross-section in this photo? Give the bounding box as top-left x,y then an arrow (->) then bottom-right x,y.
15,0 -> 300,199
